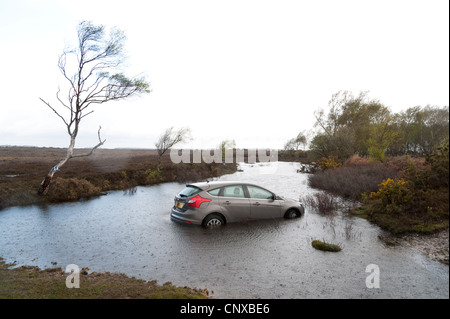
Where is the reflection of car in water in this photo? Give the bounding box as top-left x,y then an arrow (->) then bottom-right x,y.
170,181 -> 305,227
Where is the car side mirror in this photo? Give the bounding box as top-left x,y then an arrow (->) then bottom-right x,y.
271,194 -> 277,201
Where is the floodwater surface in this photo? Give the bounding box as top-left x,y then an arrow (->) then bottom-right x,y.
0,162 -> 448,298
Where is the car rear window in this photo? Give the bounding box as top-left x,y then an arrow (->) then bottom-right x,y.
207,188 -> 221,196
178,186 -> 201,197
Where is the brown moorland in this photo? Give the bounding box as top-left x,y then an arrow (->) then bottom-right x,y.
0,147 -> 237,209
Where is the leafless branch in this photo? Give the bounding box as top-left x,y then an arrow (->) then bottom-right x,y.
80,110 -> 94,120
39,97 -> 69,128
71,126 -> 106,158
56,87 -> 71,111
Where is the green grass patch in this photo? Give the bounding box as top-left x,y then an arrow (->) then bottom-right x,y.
0,258 -> 208,299
311,240 -> 342,252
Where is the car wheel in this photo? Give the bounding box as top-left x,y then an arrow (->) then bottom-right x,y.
284,209 -> 298,219
203,214 -> 224,227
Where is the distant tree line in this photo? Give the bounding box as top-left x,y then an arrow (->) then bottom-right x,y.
296,91 -> 449,162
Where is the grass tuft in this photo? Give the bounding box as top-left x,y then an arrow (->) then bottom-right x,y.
311,240 -> 342,252
301,192 -> 337,215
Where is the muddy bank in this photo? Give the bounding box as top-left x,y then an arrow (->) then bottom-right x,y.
381,228 -> 449,265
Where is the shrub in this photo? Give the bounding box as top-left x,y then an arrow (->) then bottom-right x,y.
145,168 -> 161,184
308,162 -> 397,200
342,154 -> 370,167
365,178 -> 413,211
384,155 -> 426,174
302,192 -> 337,215
361,142 -> 449,234
46,177 -> 101,202
421,137 -> 449,189
368,145 -> 386,162
318,156 -> 341,171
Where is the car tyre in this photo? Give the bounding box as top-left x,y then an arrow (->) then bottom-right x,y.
203,214 -> 225,227
284,209 -> 298,219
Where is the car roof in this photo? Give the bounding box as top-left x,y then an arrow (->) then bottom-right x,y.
187,181 -> 264,191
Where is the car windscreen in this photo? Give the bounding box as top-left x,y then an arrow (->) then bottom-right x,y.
178,185 -> 201,197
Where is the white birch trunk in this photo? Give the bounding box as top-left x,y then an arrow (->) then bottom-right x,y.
38,128 -> 104,195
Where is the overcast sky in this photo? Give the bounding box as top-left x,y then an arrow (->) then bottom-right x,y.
0,0 -> 448,149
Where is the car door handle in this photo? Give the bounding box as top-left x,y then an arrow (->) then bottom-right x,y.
225,201 -> 231,205
253,202 -> 260,206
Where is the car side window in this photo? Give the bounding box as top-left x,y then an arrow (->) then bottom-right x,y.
222,185 -> 245,198
246,185 -> 273,200
207,188 -> 221,196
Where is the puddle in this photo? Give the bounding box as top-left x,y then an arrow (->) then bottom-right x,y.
0,162 -> 448,298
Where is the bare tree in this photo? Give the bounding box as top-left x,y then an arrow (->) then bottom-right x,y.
155,127 -> 191,168
38,21 -> 150,195
284,132 -> 307,151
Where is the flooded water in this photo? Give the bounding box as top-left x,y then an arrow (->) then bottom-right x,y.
0,162 -> 448,298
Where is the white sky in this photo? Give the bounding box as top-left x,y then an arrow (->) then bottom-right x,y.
0,0 -> 448,149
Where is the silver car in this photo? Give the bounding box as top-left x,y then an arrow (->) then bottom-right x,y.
170,181 -> 305,226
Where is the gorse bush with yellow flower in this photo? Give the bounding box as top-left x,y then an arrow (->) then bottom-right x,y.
360,138 -> 449,234
318,156 -> 341,171
364,178 -> 413,210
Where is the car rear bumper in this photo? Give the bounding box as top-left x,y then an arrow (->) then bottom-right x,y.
170,208 -> 202,225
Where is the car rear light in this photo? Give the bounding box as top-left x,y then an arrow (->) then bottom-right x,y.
188,195 -> 211,208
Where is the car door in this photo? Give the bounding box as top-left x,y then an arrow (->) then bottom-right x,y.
218,185 -> 251,222
245,185 -> 281,219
